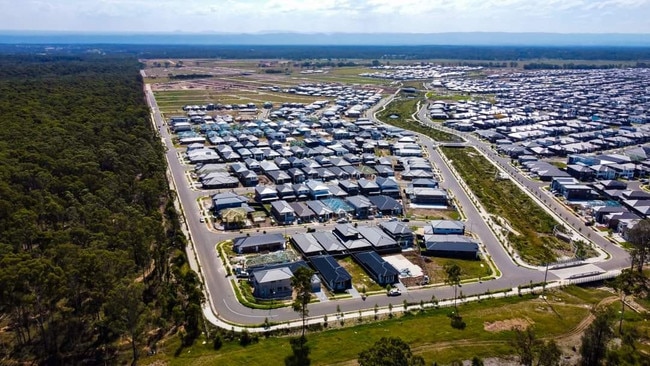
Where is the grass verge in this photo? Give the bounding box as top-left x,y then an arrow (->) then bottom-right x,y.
142,286 -> 605,366
441,146 -> 569,265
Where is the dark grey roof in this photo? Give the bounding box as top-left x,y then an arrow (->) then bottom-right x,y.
309,255 -> 352,283
352,251 -> 399,280
233,233 -> 285,251
368,195 -> 402,211
424,234 -> 478,253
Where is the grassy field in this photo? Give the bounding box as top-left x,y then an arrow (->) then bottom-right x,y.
140,286 -> 617,366
376,96 -> 462,143
338,257 -> 384,293
441,147 -> 571,265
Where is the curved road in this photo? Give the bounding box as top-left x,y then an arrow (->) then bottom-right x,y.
143,84 -> 629,329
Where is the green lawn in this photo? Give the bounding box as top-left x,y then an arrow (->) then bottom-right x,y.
441,147 -> 570,265
338,257 -> 384,293
142,286 -> 600,366
426,257 -> 493,284
376,97 -> 462,143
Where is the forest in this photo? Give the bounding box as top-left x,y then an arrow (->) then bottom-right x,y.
2,44 -> 650,62
0,55 -> 202,364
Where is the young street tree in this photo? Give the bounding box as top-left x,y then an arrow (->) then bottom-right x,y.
291,266 -> 315,339
444,263 -> 462,313
358,337 -> 425,366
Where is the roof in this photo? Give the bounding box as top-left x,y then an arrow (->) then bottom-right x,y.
368,195 -> 402,211
346,195 -> 373,209
252,267 -> 293,284
291,233 -> 325,255
310,255 -> 352,284
233,233 -> 285,251
352,251 -> 399,279
426,220 -> 465,234
271,200 -> 294,214
379,221 -> 413,236
342,238 -> 373,251
424,234 -> 479,253
306,200 -> 334,216
357,226 -> 398,248
289,202 -> 315,218
312,231 -> 347,252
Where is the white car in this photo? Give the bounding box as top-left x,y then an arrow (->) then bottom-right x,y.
387,288 -> 401,297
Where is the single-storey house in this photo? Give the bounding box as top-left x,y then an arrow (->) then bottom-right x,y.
426,220 -> 465,235
368,195 -> 403,216
409,188 -> 448,206
233,233 -> 285,254
352,251 -> 399,286
423,234 -> 479,259
291,233 -> 326,257
309,255 -> 352,292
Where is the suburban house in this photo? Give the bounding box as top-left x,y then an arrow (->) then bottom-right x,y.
408,187 -> 449,206
306,180 -> 332,199
423,234 -> 479,259
212,192 -> 250,213
291,233 -> 326,257
312,231 -> 347,256
358,178 -> 381,196
251,267 -> 293,299
368,195 -> 403,216
426,220 -> 465,235
379,221 -> 414,247
271,200 -> 295,225
352,251 -> 399,286
255,186 -> 279,202
232,233 -> 285,254
346,195 -> 375,219
289,201 -> 316,222
309,255 -> 352,292
306,200 -> 334,221
357,226 -> 401,254
376,177 -> 400,198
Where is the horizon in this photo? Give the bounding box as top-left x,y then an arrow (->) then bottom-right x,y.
2,0 -> 650,34
2,30 -> 650,47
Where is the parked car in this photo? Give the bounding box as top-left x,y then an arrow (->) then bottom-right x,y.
336,218 -> 349,224
387,287 -> 401,296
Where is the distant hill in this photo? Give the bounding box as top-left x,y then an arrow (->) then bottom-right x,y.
1,31 -> 650,47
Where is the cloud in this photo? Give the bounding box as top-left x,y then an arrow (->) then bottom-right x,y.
1,0 -> 650,33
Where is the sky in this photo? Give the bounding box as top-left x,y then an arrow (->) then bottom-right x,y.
1,0 -> 650,34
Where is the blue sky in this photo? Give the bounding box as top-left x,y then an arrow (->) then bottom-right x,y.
1,0 -> 649,33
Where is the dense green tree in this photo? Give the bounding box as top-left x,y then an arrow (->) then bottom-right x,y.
580,311 -> 614,366
627,219 -> 650,272
104,281 -> 149,366
358,337 -> 425,366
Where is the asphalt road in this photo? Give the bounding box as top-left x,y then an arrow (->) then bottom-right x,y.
143,84 -> 629,327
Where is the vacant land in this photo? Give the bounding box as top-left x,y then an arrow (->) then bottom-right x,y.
141,286 -> 625,366
441,147 -> 571,264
